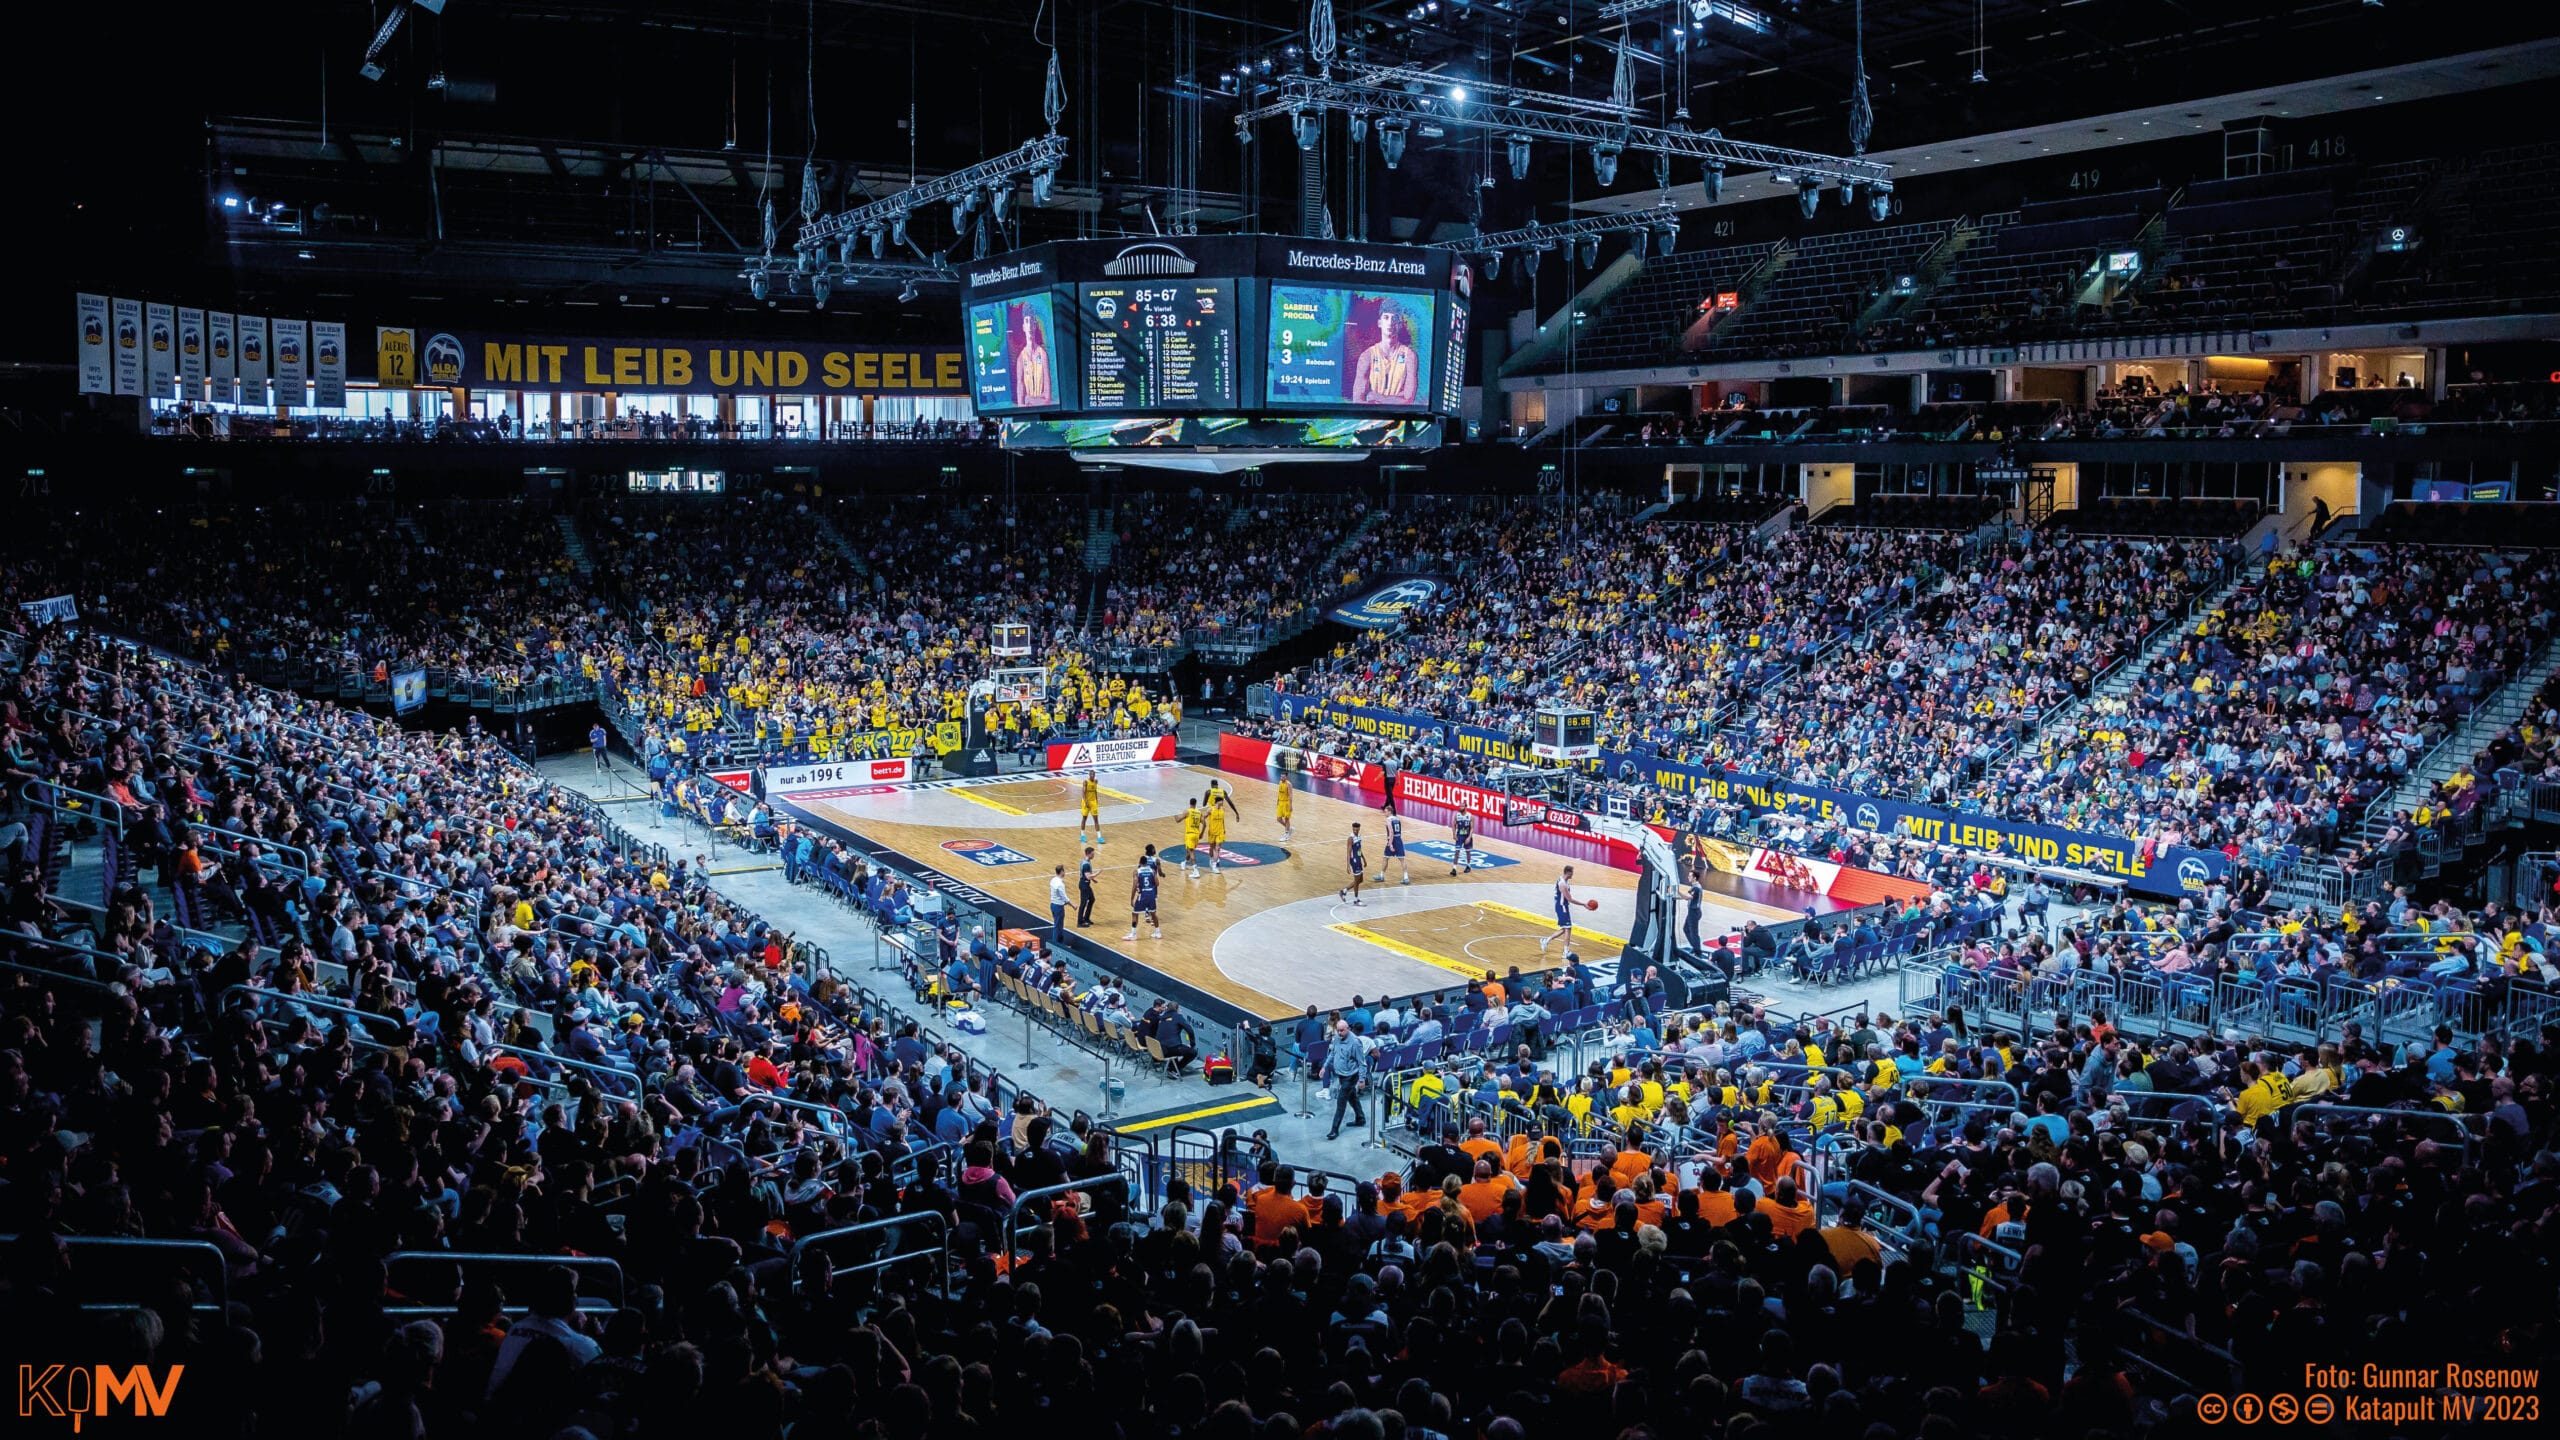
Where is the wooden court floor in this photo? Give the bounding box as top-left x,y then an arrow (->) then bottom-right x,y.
790,761 -> 1794,1021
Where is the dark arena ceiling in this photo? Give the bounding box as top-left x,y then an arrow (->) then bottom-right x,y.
9,0 -> 2554,353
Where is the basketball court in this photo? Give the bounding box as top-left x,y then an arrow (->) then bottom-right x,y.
774,758 -> 1806,1021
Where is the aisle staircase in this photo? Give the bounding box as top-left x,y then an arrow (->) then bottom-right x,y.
2356,634 -> 2560,848
554,514 -> 595,578
1083,509 -> 1117,572
812,509 -> 871,580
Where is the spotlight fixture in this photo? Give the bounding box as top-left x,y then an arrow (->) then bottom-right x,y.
1630,227 -> 1651,260
1591,142 -> 1622,186
1522,246 -> 1542,278
797,246 -> 816,275
1799,184 -> 1821,220
1868,186 -> 1893,222
1292,107 -> 1322,151
865,224 -> 885,260
890,212 -> 910,248
1575,234 -> 1599,267
898,279 -> 920,304
990,183 -> 1014,224
811,272 -> 831,308
1030,166 -> 1057,205
1702,162 -> 1725,203
1483,250 -> 1502,280
950,191 -> 979,231
1507,134 -> 1532,180
1377,116 -> 1410,168
1657,218 -> 1680,254
1350,111 -> 1370,144
1449,85 -> 1467,102
750,271 -> 770,301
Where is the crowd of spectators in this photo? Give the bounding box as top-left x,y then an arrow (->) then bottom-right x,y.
1284,514 -> 1972,763
12,498 -> 602,690
1096,494 -> 1366,653
1698,536 -> 2230,805
12,534 -> 2560,1438
1975,545 -> 2560,866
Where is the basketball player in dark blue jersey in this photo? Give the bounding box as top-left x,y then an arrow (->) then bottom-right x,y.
1124,843 -> 1163,940
1338,821 -> 1368,906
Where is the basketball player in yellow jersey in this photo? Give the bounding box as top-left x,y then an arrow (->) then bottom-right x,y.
1180,800 -> 1206,880
1078,771 -> 1106,846
1200,786 -> 1235,875
1275,773 -> 1295,842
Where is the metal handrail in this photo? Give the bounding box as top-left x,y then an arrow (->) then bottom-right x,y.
381,1249 -> 626,1314
0,1234 -> 231,1314
18,778 -> 130,836
1001,1172 -> 1132,1259
795,1211 -> 954,1301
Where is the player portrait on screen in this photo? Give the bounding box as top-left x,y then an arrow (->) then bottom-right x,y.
1349,299 -> 1419,405
1009,303 -> 1055,407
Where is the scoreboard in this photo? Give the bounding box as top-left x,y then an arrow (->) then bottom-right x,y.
1078,281 -> 1238,411
958,236 -> 1468,441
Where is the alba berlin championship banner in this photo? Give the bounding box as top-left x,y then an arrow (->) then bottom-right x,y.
413,330 -> 969,396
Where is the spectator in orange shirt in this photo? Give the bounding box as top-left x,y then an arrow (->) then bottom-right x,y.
1456,1116 -> 1503,1170
1763,1176 -> 1817,1239
1820,1196 -> 1885,1274
1692,1172 -> 1739,1228
1457,1160 -> 1517,1224
1747,1127 -> 1802,1189
1245,1167 -> 1310,1251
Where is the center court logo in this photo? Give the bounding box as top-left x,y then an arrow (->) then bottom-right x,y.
1200,842 -> 1290,867
19,1364 -> 184,1427
942,839 -> 1035,868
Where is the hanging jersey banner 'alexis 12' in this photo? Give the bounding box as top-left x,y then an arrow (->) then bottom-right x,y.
1046,735 -> 1178,770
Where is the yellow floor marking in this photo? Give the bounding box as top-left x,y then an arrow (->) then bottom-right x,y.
950,788 -> 1030,816
1329,921 -> 1488,980
1470,900 -> 1628,947
1114,1095 -> 1280,1132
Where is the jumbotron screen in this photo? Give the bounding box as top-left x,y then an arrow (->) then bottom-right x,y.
1264,285 -> 1438,410
1078,280 -> 1239,411
958,236 -> 1466,429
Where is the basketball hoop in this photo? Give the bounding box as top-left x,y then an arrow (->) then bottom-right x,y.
990,665 -> 1051,707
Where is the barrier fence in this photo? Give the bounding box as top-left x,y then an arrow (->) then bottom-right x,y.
1894,954 -> 2551,1052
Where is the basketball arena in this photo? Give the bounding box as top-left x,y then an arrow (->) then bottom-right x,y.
13,2 -> 2560,1435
